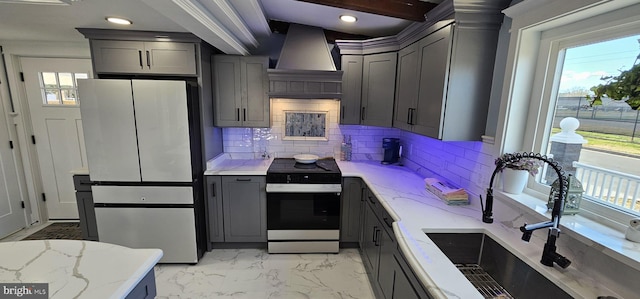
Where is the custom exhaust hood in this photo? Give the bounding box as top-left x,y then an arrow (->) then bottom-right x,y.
267,24 -> 343,99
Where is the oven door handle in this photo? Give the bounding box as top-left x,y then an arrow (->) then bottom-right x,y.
266,184 -> 342,193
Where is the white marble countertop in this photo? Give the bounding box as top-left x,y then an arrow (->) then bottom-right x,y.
203,156 -> 629,298
335,160 -> 627,299
204,153 -> 272,175
0,240 -> 162,299
69,168 -> 89,175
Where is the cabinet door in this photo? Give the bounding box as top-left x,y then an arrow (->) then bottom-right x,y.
392,253 -> 432,299
393,43 -> 420,131
206,176 -> 224,243
213,56 -> 242,126
222,176 -> 267,242
362,202 -> 381,276
340,55 -> 363,125
91,40 -> 146,74
76,191 -> 98,241
378,225 -> 396,299
144,42 -> 197,75
361,52 -> 397,127
340,178 -> 362,243
241,56 -> 269,127
413,25 -> 452,139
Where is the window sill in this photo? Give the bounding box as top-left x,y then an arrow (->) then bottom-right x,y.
494,189 -> 640,272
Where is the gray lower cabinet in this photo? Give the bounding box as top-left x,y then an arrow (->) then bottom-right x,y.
206,176 -> 224,243
90,40 -> 197,75
361,52 -> 397,127
213,55 -> 269,127
73,175 -> 98,241
340,178 -> 363,243
125,269 -> 157,299
221,176 -> 267,242
359,185 -> 431,299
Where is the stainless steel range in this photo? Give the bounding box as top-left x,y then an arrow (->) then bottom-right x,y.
266,158 -> 342,253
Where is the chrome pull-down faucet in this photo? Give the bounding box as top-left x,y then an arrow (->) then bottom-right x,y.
483,152 -> 571,269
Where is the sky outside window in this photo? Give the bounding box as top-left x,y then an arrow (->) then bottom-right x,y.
559,34 -> 640,94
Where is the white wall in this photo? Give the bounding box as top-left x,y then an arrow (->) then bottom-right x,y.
0,40 -> 90,223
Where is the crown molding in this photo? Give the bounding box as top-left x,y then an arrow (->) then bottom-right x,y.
337,0 -> 510,54
206,0 -> 258,47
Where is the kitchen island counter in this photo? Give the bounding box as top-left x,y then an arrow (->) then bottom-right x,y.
337,160 -> 627,299
0,240 -> 162,299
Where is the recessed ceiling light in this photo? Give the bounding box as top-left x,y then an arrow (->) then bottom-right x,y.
340,15 -> 357,23
106,17 -> 132,25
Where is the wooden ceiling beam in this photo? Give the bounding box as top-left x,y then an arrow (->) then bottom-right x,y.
269,20 -> 371,42
296,0 -> 436,22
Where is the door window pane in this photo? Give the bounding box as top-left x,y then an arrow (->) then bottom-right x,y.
38,72 -> 88,106
41,72 -> 57,88
58,73 -> 74,88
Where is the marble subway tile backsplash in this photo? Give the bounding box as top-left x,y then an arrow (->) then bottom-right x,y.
221,99 -> 495,195
222,99 -> 401,160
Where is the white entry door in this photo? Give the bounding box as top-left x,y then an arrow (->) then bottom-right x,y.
0,90 -> 26,238
21,57 -> 92,219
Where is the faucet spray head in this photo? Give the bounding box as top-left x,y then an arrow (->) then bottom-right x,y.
481,191 -> 494,223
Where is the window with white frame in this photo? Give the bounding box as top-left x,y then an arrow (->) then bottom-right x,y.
38,72 -> 88,105
519,6 -> 640,225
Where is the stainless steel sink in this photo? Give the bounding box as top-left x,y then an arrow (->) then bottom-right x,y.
426,232 -> 572,299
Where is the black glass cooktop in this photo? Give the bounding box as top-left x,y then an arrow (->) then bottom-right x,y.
266,158 -> 341,184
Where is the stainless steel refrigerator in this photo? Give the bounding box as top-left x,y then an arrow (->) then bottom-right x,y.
78,79 -> 205,263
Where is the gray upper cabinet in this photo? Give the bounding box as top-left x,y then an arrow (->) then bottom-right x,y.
340,56 -> 363,125
221,176 -> 267,242
90,40 -> 197,75
393,42 -> 420,132
213,55 -> 269,127
413,25 -> 452,139
408,23 -> 498,140
361,52 -> 397,127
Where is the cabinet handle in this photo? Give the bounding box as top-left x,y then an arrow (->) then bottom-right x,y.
243,108 -> 246,121
138,50 -> 143,68
368,195 -> 375,205
374,229 -> 381,246
211,183 -> 216,197
146,50 -> 151,68
361,107 -> 365,121
360,188 -> 366,202
410,108 -> 415,125
236,108 -> 240,121
341,105 -> 345,120
236,178 -> 252,182
407,108 -> 412,124
372,226 -> 378,244
383,217 -> 393,228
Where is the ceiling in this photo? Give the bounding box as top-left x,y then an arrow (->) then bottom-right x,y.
0,0 -> 443,54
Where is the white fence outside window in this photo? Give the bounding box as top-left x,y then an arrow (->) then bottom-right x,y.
573,161 -> 640,215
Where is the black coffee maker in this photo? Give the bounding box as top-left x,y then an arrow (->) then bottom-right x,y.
382,138 -> 401,164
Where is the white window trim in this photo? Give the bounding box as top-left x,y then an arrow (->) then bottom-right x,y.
496,0 -> 640,229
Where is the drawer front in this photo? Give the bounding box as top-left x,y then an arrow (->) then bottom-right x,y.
92,186 -> 193,204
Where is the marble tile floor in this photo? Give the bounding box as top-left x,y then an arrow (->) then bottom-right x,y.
154,248 -> 375,299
